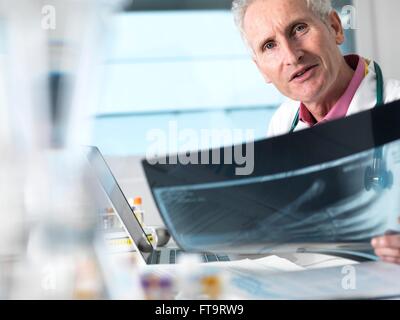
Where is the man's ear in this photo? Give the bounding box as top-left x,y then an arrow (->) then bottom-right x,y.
252,56 -> 272,83
328,11 -> 345,45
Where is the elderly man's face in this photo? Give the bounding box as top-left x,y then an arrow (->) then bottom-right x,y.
243,0 -> 345,103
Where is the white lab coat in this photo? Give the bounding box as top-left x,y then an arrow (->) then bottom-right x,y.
267,60 -> 400,137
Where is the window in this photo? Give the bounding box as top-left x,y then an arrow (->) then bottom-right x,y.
91,1 -> 356,156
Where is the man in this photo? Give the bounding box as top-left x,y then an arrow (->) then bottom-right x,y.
232,0 -> 400,264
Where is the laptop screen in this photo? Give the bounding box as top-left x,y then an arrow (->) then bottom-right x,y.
142,99 -> 400,257
86,146 -> 154,262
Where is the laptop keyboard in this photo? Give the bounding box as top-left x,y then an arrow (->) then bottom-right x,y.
149,250 -> 162,264
150,249 -> 230,264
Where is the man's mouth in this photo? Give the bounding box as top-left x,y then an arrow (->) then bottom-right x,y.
290,64 -> 319,82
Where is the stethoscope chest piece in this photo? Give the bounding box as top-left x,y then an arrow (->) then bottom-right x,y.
364,152 -> 393,191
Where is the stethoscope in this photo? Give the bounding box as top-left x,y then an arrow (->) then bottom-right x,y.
289,62 -> 392,191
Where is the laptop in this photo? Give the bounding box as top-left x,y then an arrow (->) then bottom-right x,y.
85,146 -> 232,265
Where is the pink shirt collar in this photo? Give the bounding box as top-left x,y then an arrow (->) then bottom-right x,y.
299,54 -> 366,126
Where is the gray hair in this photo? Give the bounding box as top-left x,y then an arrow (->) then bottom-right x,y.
232,0 -> 333,38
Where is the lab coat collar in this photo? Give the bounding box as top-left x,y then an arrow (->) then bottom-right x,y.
347,58 -> 377,115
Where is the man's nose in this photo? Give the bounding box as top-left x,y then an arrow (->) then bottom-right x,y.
282,40 -> 304,65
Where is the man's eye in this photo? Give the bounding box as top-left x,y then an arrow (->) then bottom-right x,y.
264,42 -> 276,51
294,24 -> 307,33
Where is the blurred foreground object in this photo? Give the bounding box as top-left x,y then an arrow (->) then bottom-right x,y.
0,0 -> 128,299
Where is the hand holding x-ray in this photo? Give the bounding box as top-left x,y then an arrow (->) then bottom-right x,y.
372,226 -> 400,264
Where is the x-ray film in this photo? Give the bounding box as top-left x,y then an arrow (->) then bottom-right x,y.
143,100 -> 400,257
